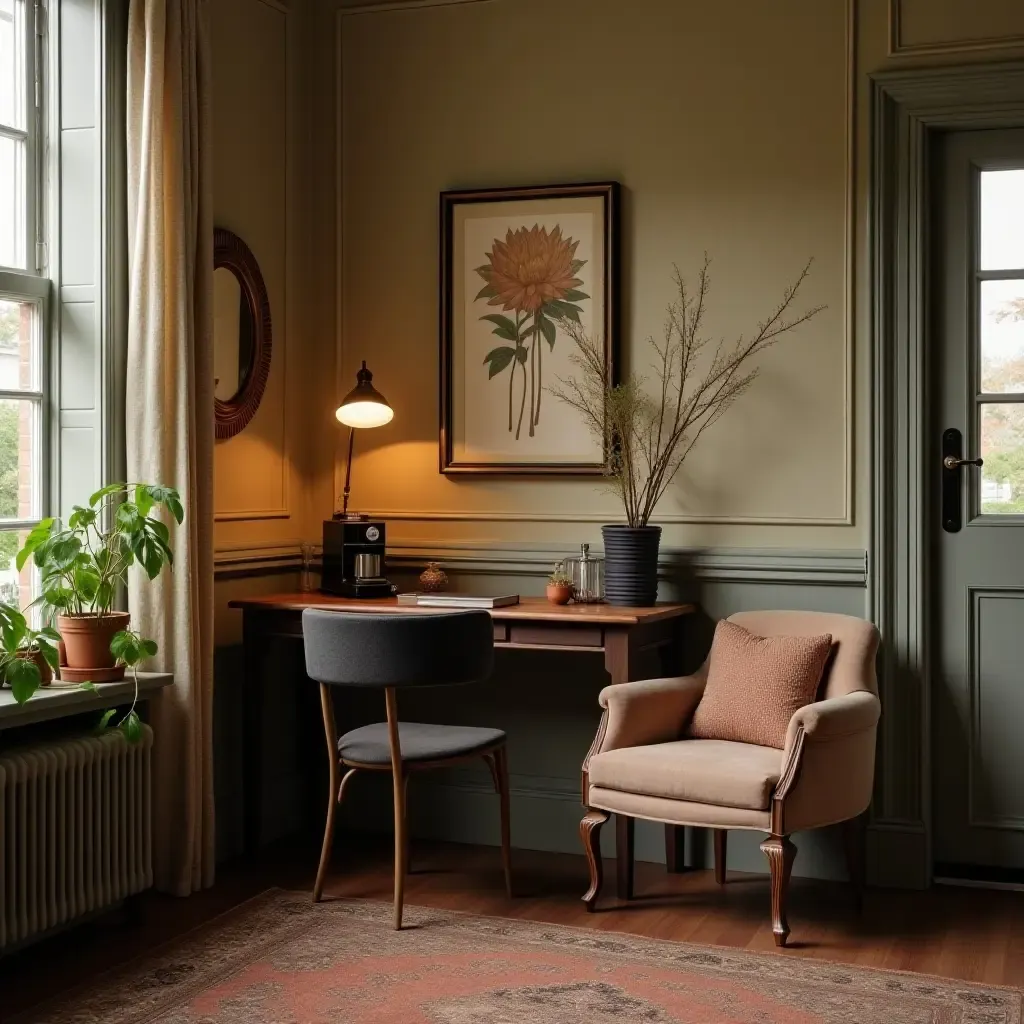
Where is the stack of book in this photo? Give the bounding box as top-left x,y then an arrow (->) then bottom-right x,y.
396,592 -> 519,609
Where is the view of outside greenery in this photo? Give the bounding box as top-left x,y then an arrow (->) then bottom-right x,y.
980,295 -> 1024,514
0,302 -> 24,569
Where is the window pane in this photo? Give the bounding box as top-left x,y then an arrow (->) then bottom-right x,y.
0,135 -> 26,269
981,169 -> 1024,272
0,297 -> 39,391
980,403 -> 1024,514
980,280 -> 1024,393
0,398 -> 37,522
0,0 -> 25,131
0,529 -> 34,609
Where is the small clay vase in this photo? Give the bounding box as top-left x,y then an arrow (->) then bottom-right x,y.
419,561 -> 449,593
546,582 -> 573,605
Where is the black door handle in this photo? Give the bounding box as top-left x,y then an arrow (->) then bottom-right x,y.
941,428 -> 983,533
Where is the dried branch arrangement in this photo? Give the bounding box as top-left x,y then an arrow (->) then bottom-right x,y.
549,256 -> 825,527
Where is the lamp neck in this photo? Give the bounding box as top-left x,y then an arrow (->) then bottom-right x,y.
341,426 -> 356,517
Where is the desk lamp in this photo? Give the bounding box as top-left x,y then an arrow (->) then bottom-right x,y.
335,360 -> 393,520
321,361 -> 396,598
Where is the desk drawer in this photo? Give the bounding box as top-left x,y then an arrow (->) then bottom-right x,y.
508,624 -> 603,648
493,622 -> 509,643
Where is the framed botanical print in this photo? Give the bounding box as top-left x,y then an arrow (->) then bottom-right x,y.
440,182 -> 619,475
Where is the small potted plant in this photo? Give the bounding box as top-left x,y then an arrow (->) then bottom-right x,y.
546,561 -> 574,605
17,483 -> 182,682
0,603 -> 61,703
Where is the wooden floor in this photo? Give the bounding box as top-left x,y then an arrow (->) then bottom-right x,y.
3,833 -> 1024,1017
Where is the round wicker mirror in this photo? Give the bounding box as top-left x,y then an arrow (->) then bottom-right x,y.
214,227 -> 272,440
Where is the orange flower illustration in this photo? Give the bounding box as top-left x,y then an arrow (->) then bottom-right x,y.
478,225 -> 584,313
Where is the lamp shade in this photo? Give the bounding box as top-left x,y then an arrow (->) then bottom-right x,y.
335,361 -> 393,428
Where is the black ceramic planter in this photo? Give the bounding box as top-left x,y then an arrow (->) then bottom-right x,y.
602,524 -> 662,607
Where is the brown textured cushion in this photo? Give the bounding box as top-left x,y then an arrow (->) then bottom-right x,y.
690,619 -> 833,749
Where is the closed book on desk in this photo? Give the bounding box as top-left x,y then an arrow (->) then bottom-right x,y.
413,593 -> 520,609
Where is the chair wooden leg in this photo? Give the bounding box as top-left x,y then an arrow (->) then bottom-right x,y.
616,814 -> 634,900
760,834 -> 796,947
664,824 -> 686,873
714,829 -> 728,885
491,746 -> 513,898
842,813 -> 866,913
580,809 -> 609,911
384,687 -> 407,930
314,683 -> 340,903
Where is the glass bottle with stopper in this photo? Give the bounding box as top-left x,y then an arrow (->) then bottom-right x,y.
565,543 -> 604,604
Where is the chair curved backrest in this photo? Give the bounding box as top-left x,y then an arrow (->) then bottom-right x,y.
302,609 -> 494,688
726,610 -> 879,700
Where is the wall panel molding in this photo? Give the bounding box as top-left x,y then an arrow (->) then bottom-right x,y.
340,0 -> 493,14
333,0 -> 857,528
888,0 -> 1024,58
213,0 -> 294,525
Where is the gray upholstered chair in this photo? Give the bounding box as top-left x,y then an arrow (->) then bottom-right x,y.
579,610 -> 881,947
302,609 -> 512,928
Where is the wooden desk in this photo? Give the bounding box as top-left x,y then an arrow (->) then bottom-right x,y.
228,592 -> 696,855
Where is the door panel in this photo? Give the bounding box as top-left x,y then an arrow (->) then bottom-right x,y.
933,129 -> 1024,872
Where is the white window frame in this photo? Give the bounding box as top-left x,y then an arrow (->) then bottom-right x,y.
0,0 -> 50,544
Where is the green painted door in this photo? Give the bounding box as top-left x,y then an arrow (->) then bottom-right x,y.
933,129 -> 1024,875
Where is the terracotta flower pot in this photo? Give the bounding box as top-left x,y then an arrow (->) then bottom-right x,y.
546,582 -> 573,605
57,612 -> 131,682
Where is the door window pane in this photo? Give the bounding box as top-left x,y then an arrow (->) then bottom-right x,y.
980,169 -> 1024,272
980,403 -> 1024,514
980,279 -> 1024,393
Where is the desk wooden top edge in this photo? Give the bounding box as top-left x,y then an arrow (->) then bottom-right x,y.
228,593 -> 697,625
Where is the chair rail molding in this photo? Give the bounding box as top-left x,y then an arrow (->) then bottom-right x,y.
386,542 -> 868,588
870,60 -> 1024,890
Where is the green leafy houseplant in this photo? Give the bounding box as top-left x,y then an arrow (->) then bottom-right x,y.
17,482 -> 182,681
0,602 -> 60,704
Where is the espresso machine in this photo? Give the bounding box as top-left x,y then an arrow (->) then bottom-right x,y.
321,517 -> 397,598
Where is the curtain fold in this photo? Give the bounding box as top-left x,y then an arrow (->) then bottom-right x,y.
126,0 -> 215,896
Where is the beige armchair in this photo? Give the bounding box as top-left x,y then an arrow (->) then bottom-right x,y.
579,610 -> 880,947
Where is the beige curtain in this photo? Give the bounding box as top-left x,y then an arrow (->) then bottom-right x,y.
126,0 -> 215,896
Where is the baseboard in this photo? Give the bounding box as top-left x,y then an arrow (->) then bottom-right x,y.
866,822 -> 929,889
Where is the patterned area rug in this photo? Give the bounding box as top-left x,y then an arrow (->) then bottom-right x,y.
16,890 -> 1022,1023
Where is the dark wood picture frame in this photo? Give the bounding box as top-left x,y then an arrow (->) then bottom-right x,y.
214,227 -> 273,441
439,181 -> 620,475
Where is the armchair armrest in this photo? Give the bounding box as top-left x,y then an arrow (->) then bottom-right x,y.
776,690 -> 881,832
592,672 -> 707,757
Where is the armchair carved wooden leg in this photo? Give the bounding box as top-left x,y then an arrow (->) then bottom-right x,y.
714,829 -> 728,885
616,814 -> 634,900
580,809 -> 610,911
760,834 -> 796,947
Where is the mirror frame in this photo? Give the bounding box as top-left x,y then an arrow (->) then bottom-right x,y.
214,227 -> 272,440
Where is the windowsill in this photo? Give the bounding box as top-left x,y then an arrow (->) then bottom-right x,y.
0,672 -> 173,730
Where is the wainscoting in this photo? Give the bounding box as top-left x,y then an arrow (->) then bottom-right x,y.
214,545 -> 869,882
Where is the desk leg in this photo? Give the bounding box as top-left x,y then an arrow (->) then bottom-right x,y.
603,628 -> 633,686
243,610 -> 266,855
659,621 -> 688,873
